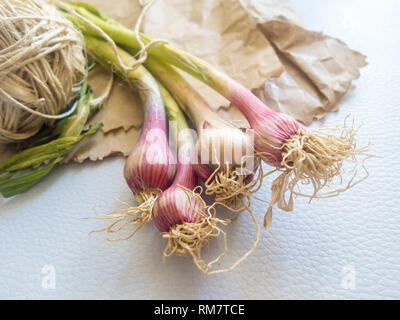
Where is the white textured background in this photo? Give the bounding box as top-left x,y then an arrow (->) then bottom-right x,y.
1,0 -> 399,299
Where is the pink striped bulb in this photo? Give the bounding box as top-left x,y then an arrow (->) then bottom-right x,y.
124,106 -> 176,197
153,185 -> 205,233
227,78 -> 305,167
251,110 -> 304,166
193,163 -> 213,182
153,149 -> 207,233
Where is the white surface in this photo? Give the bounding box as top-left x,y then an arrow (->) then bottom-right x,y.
1,0 -> 400,300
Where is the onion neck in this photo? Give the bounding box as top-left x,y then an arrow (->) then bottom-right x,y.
85,36 -> 170,142
223,77 -> 277,126
144,57 -> 214,130
157,80 -> 197,190
66,6 -> 277,128
138,90 -> 168,143
172,146 -> 196,189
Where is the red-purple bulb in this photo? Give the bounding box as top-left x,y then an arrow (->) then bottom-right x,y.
226,78 -> 305,167
124,105 -> 176,197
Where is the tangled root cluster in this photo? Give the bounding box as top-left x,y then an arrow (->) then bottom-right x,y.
263,119 -> 373,227
204,158 -> 265,211
162,187 -> 230,274
163,215 -> 230,274
164,186 -> 261,275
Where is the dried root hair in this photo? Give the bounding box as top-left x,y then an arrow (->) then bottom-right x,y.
87,188 -> 161,241
259,117 -> 374,227
162,186 -> 230,274
163,186 -> 261,275
204,156 -> 269,212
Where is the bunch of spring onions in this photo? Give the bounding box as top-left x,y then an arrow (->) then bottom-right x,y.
59,1 -> 371,224
84,37 -> 263,274
56,1 -> 371,273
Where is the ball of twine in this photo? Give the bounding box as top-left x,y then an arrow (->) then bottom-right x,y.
0,0 -> 86,143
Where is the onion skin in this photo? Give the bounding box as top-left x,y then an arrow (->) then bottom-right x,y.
225,78 -> 305,167
193,163 -> 213,182
124,105 -> 176,196
153,184 -> 202,233
153,146 -> 206,233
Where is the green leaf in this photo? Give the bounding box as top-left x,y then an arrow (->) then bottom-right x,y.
67,1 -> 105,19
0,138 -> 77,173
0,159 -> 60,198
0,123 -> 102,198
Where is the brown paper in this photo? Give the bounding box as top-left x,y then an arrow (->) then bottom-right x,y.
253,54 -> 327,125
235,0 -> 367,124
68,126 -> 140,163
256,21 -> 367,124
88,67 -> 143,133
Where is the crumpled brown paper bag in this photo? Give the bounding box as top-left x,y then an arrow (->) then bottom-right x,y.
0,0 -> 366,163
230,0 -> 367,124
256,21 -> 367,123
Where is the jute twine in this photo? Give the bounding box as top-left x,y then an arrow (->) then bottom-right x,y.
0,0 -> 86,143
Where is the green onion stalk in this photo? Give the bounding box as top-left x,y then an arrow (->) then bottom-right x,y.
83,36 -> 176,241
60,1 -> 372,227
